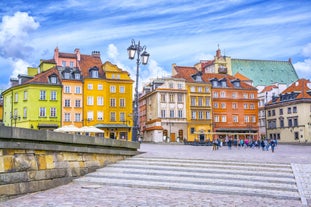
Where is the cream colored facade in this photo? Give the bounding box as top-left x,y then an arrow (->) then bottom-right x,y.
139,78 -> 187,142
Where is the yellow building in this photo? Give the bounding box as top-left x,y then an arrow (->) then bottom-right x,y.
93,61 -> 134,140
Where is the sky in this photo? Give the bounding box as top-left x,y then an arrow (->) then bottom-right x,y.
0,0 -> 311,91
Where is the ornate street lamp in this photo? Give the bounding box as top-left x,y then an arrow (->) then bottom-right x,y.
127,39 -> 150,142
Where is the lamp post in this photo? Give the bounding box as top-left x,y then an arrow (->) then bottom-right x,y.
11,114 -> 20,127
127,39 -> 150,142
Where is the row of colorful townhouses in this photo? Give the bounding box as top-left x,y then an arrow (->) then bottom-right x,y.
1,47 -> 310,143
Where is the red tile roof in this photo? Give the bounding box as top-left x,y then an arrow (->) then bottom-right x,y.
79,54 -> 104,78
173,65 -> 257,90
259,85 -> 278,93
24,67 -> 61,85
280,79 -> 311,99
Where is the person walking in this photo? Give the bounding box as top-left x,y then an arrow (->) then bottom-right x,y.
227,138 -> 232,150
270,139 -> 276,153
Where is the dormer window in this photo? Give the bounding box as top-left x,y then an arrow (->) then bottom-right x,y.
49,75 -> 58,84
210,78 -> 218,88
220,79 -> 227,87
231,79 -> 241,88
74,73 -> 81,80
89,66 -> 99,78
64,72 -> 70,79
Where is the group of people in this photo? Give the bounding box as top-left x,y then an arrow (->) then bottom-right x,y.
212,137 -> 278,153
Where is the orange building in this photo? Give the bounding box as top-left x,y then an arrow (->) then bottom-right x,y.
173,65 -> 259,142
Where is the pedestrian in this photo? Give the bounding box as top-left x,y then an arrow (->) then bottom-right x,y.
264,139 -> 269,151
270,139 -> 276,153
261,140 -> 265,151
212,138 -> 218,151
227,138 -> 232,150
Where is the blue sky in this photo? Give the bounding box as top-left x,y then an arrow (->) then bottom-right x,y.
0,0 -> 311,91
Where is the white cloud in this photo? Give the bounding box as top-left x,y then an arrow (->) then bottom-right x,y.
293,58 -> 311,78
9,58 -> 30,78
0,12 -> 39,59
302,43 -> 311,57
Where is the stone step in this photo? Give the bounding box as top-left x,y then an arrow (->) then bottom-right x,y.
74,157 -> 300,200
76,176 -> 300,200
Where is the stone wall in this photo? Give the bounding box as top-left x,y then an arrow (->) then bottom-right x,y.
0,126 -> 140,201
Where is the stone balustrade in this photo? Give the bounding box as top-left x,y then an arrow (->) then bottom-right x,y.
0,126 -> 140,201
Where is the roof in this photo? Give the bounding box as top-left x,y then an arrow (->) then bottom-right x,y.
173,65 -> 257,90
268,79 -> 311,104
231,59 -> 298,86
234,72 -> 251,81
24,67 -> 61,85
79,54 -> 103,78
259,85 -> 278,94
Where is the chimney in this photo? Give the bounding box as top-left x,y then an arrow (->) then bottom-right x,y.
74,48 -> 80,61
91,51 -> 100,57
54,47 -> 59,64
10,78 -> 19,87
288,58 -> 292,64
216,48 -> 221,58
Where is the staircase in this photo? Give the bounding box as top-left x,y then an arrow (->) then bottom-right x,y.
75,157 -> 300,201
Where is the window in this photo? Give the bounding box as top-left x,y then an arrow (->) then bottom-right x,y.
110,98 -> 116,107
293,106 -> 297,113
91,70 -> 98,78
294,118 -> 298,126
178,110 -> 183,118
220,91 -> 226,98
65,99 -> 70,107
177,94 -> 183,102
288,107 -> 291,114
251,116 -> 256,123
268,110 -> 271,117
75,113 -> 81,122
177,83 -> 183,89
119,86 -> 125,93
250,104 -> 255,109
288,119 -> 293,127
120,112 -> 125,121
198,87 -> 202,92
233,115 -> 238,123
87,96 -> 94,105
280,119 -> 284,128
87,84 -> 93,90
213,102 -> 218,108
279,108 -> 283,115
110,112 -> 116,121
198,111 -> 203,119
161,94 -> 166,102
232,103 -> 237,109
250,93 -> 255,99
110,86 -> 116,93
191,97 -> 196,106
23,107 -> 27,118
161,110 -> 166,118
272,109 -> 275,116
64,72 -> 70,79
50,107 -> 56,117
244,116 -> 249,123
169,93 -> 174,102
170,110 -> 174,118
191,111 -> 196,119
232,92 -> 237,98
97,111 -> 103,120
243,93 -> 248,99
65,86 -> 71,93
294,132 -> 299,140
169,82 -> 173,88
70,61 -> 74,67
190,86 -> 195,92
39,107 -> 46,117
205,87 -> 210,93
97,96 -> 104,106
14,93 -> 18,102
243,104 -> 248,109
23,91 -> 28,100
206,111 -> 210,119
190,128 -> 195,134
120,98 -> 125,107
221,103 -> 226,109
221,115 -> 227,122
75,100 -> 81,107
87,111 -> 94,120
50,76 -> 57,84
98,84 -> 103,90
40,90 -> 46,100
64,113 -> 70,122
198,97 -> 203,106
205,98 -> 210,106
75,86 -> 81,94
74,73 -> 80,80
62,61 -> 66,67
51,91 -> 57,101
213,92 -> 218,98
214,115 -> 219,122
